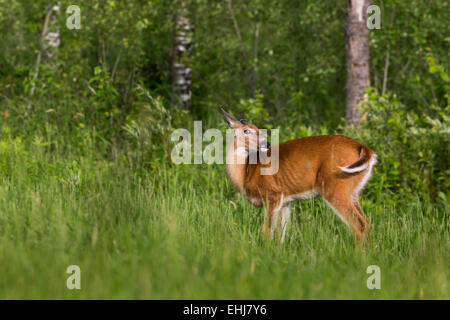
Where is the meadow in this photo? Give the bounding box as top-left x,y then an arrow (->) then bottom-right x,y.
0,0 -> 448,300
0,136 -> 447,299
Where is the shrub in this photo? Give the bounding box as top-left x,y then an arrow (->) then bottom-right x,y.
344,90 -> 449,206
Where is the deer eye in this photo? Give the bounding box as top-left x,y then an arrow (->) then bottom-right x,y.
243,129 -> 250,134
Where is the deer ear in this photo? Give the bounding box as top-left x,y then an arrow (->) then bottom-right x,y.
221,109 -> 239,128
240,119 -> 248,125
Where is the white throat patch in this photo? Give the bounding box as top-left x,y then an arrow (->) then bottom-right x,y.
235,147 -> 249,157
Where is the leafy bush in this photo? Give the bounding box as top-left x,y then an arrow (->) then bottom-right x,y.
344,90 -> 449,205
123,87 -> 188,169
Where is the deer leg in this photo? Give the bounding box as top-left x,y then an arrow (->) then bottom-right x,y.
280,205 -> 291,243
323,194 -> 365,244
262,194 -> 283,240
352,198 -> 371,244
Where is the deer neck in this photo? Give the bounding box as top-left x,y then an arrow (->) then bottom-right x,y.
226,139 -> 248,191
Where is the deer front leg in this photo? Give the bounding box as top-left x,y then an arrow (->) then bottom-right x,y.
262,194 -> 283,241
247,196 -> 263,207
280,205 -> 291,243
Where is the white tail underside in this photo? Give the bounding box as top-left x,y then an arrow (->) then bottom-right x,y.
338,163 -> 369,173
337,153 -> 377,173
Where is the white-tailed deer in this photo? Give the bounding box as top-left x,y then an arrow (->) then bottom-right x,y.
222,110 -> 377,245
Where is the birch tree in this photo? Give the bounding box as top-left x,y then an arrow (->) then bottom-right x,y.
345,0 -> 370,124
172,0 -> 193,109
30,3 -> 61,100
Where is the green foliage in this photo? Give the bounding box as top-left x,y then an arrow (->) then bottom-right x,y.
123,86 -> 188,169
236,91 -> 270,126
344,89 -> 449,205
88,66 -> 121,136
0,0 -> 448,298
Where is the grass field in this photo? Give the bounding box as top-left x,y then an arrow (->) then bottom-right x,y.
0,139 -> 448,299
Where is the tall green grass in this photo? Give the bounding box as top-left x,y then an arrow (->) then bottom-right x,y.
0,138 -> 447,299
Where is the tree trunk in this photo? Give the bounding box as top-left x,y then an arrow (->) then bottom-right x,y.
30,3 -> 61,100
345,0 -> 370,124
172,0 -> 193,109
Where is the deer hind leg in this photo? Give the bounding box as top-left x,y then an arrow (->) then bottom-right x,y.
350,157 -> 376,244
352,197 -> 371,243
322,189 -> 366,243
